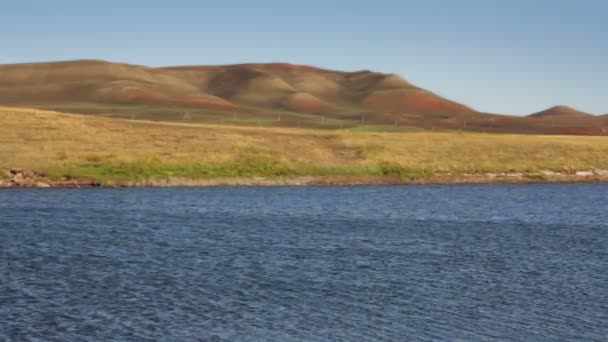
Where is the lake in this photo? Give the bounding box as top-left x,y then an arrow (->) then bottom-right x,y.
1,185 -> 606,341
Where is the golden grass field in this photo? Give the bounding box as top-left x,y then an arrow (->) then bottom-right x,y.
2,106 -> 608,183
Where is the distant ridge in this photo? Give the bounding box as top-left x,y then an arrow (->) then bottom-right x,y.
529,105 -> 595,118
0,59 -> 472,117
0,60 -> 606,135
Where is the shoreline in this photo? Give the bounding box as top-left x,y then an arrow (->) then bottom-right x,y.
2,169 -> 608,188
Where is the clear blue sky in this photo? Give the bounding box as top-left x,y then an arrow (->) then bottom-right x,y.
1,0 -> 606,115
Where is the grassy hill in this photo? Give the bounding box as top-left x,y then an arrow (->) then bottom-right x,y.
2,107 -> 608,186
0,60 -> 606,135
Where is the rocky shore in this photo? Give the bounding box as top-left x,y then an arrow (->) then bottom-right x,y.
2,168 -> 608,188
0,169 -> 100,188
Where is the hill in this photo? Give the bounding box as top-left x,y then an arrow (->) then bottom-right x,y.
0,60 -> 605,135
527,106 -> 605,134
0,60 -> 236,110
0,60 -> 469,115
529,106 -> 595,118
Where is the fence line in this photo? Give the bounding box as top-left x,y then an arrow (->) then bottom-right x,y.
108,110 -> 608,135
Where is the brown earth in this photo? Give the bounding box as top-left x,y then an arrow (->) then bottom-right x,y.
283,92 -> 330,113
362,89 -> 472,115
529,105 -> 595,118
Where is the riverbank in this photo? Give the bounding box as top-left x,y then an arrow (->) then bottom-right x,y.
2,168 -> 608,188
2,107 -> 608,187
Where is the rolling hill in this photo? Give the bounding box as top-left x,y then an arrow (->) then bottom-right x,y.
529,106 -> 596,119
0,60 -> 605,135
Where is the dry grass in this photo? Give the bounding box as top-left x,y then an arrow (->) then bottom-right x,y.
2,107 -> 608,181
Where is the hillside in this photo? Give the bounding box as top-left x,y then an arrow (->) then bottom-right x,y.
0,60 -> 236,110
0,60 -> 605,135
0,60 -> 468,115
529,106 -> 595,118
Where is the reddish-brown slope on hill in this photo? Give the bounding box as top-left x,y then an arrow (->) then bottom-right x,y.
529,106 -> 595,118
283,92 -> 330,113
526,106 -> 603,132
362,89 -> 472,115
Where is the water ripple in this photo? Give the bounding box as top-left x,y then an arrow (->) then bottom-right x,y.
1,184 -> 607,341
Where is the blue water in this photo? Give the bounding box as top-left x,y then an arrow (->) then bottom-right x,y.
1,185 -> 607,341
